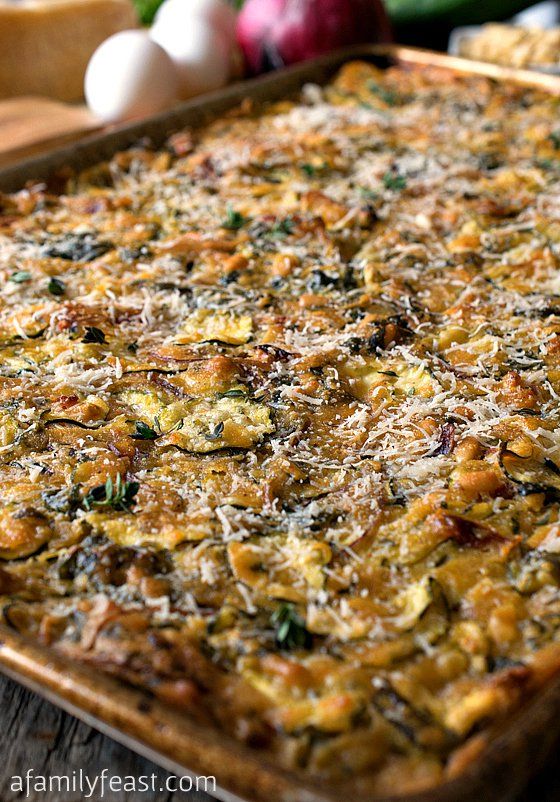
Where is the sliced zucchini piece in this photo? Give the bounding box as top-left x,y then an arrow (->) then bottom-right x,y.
0,413 -> 20,447
119,390 -> 166,423
341,357 -> 437,403
392,577 -> 434,631
501,451 -> 560,500
372,681 -> 448,748
160,396 -> 274,452
0,507 -> 52,559
86,512 -> 205,549
176,309 -> 253,345
390,575 -> 450,637
339,357 -> 387,401
394,363 -> 435,398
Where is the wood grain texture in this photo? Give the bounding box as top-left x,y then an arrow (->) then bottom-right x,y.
0,97 -> 99,168
0,674 -> 213,802
0,670 -> 557,802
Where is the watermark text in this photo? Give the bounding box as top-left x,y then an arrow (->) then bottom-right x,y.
11,768 -> 216,798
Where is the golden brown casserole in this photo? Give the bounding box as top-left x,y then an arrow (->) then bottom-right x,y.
1,60 -> 560,795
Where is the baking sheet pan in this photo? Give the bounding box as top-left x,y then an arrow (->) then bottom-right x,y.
2,44 -> 560,194
1,45 -> 560,802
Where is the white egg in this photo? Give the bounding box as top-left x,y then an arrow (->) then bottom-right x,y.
150,17 -> 230,100
153,0 -> 237,43
85,30 -> 179,124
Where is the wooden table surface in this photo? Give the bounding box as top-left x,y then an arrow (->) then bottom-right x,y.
0,674 -> 210,802
0,97 -> 99,169
0,672 -> 558,802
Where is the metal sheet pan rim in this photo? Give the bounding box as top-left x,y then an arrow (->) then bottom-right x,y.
2,622 -> 560,802
0,661 -> 250,802
2,44 -> 560,192
1,44 -> 560,802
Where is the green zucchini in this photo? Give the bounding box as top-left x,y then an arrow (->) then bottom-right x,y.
501,451 -> 560,501
386,0 -> 533,26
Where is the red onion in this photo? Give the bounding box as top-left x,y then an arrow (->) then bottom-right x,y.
236,0 -> 392,75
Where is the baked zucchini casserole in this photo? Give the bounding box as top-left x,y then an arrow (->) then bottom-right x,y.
1,60 -> 560,795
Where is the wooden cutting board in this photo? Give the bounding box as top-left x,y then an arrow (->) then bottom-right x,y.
0,96 -> 100,169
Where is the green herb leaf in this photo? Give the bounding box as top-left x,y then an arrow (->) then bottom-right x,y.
359,186 -> 379,201
205,421 -> 224,441
270,217 -> 295,238
382,171 -> 407,191
221,205 -> 248,231
131,421 -> 158,440
10,270 -> 31,283
536,158 -> 559,172
131,0 -> 164,24
83,473 -> 139,512
301,163 -> 316,177
368,81 -> 398,106
82,326 -> 106,344
271,604 -> 312,651
48,277 -> 66,296
550,131 -> 560,150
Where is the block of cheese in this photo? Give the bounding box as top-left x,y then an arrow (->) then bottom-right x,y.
0,0 -> 139,102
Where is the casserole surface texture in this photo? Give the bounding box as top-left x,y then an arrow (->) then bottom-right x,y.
2,59 -> 560,796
